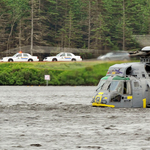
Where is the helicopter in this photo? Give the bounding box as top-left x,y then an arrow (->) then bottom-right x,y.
91,46 -> 150,108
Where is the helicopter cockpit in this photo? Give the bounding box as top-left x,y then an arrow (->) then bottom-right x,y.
92,75 -> 132,107
97,76 -> 131,95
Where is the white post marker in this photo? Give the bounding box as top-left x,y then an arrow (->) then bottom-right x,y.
45,75 -> 50,86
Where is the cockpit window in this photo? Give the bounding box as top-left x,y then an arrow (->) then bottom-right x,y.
110,93 -> 121,102
109,81 -> 119,92
97,77 -> 132,95
96,79 -> 111,91
109,81 -> 123,94
101,80 -> 111,90
109,80 -> 131,95
96,80 -> 107,91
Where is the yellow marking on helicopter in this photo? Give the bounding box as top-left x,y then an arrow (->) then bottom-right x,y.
95,95 -> 102,104
104,97 -> 107,99
94,92 -> 104,103
92,103 -> 115,108
112,72 -> 116,74
127,96 -> 132,99
98,92 -> 103,95
143,98 -> 146,108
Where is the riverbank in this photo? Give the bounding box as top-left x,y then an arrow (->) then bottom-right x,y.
0,60 -> 135,85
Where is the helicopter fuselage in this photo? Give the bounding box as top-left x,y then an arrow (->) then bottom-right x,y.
92,62 -> 150,108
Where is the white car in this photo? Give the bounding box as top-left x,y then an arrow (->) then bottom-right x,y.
1,52 -> 39,62
43,52 -> 82,61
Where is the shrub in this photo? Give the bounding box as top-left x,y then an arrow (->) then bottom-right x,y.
0,61 -> 127,85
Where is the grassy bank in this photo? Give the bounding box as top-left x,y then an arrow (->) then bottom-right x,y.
0,61 -> 136,86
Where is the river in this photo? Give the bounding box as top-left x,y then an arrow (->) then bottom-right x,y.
0,86 -> 150,150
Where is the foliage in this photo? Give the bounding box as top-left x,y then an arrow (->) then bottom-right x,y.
0,61 -> 135,86
0,0 -> 150,52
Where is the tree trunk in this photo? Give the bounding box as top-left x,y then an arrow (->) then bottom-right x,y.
31,0 -> 34,55
122,0 -> 125,51
88,0 -> 91,50
7,22 -> 15,53
55,0 -> 58,38
69,11 -> 72,48
19,19 -> 22,52
39,0 -> 40,10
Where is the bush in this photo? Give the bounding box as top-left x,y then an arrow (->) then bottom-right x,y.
0,61 -> 127,85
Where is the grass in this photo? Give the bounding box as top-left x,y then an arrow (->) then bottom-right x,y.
0,60 -> 136,69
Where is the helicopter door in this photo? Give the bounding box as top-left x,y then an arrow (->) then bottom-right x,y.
121,81 -> 132,108
132,80 -> 143,107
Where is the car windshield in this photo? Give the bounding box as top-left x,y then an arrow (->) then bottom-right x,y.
56,53 -> 65,57
13,53 -> 19,57
122,52 -> 129,55
56,53 -> 61,57
13,53 -> 23,57
105,53 -> 112,57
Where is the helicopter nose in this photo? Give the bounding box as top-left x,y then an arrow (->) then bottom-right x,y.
93,94 -> 108,104
95,96 -> 101,103
92,93 -> 115,108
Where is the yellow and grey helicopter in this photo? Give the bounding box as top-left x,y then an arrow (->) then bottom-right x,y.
91,46 -> 150,108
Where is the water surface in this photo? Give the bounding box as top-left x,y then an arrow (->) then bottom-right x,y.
0,86 -> 150,150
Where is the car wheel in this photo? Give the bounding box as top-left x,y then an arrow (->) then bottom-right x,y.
72,59 -> 76,61
8,59 -> 13,62
52,58 -> 57,61
28,59 -> 33,62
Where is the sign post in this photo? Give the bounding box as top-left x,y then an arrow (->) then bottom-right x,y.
44,75 -> 50,86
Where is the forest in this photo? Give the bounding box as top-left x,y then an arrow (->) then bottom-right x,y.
0,0 -> 150,54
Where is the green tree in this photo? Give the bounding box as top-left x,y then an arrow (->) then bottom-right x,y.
56,0 -> 85,48
0,0 -> 10,52
91,0 -> 111,50
1,0 -> 29,52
